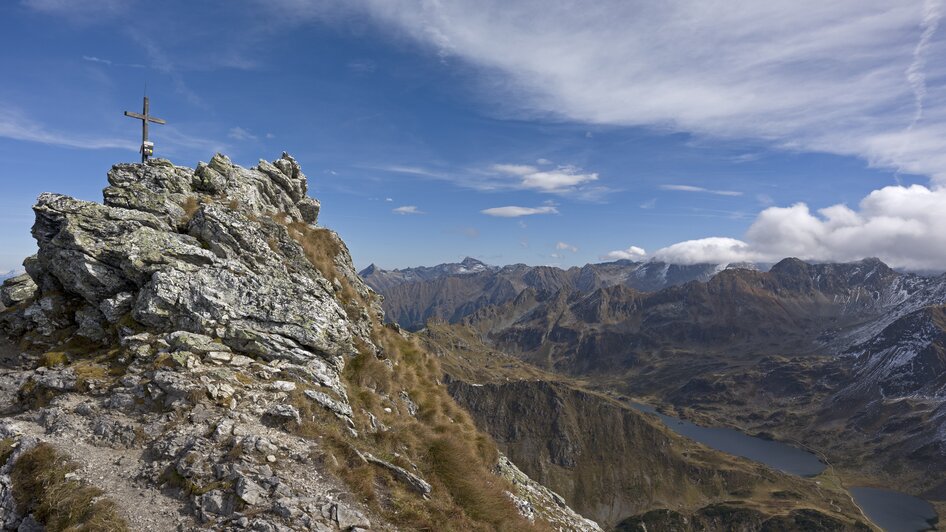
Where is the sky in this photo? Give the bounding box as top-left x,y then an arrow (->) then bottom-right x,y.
2,0 -> 946,272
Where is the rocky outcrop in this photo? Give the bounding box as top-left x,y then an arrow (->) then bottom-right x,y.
0,154 -> 588,531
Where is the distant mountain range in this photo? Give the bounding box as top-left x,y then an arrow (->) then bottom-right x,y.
360,257 -> 766,330
362,256 -> 946,509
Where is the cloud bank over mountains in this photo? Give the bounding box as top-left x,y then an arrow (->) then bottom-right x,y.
623,184 -> 946,270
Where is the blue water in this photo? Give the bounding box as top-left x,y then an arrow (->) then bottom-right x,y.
629,402 -> 825,476
630,402 -> 939,532
849,487 -> 938,532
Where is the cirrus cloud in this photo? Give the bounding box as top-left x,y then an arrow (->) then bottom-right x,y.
392,205 -> 424,215
660,184 -> 743,197
480,205 -> 559,217
304,0 -> 946,185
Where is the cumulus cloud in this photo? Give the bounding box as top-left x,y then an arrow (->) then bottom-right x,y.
651,184 -> 946,270
556,241 -> 578,252
480,205 -> 559,217
652,238 -> 759,264
660,184 -> 743,197
302,0 -> 946,184
602,245 -> 647,261
490,163 -> 600,196
392,205 -> 423,215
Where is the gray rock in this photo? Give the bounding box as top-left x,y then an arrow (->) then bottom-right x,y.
0,274 -> 36,307
361,451 -> 431,497
75,304 -> 107,341
236,475 -> 266,506
200,490 -> 232,515
304,389 -> 353,419
30,368 -> 77,392
334,503 -> 371,531
166,331 -> 229,354
99,291 -> 134,323
264,404 -> 300,425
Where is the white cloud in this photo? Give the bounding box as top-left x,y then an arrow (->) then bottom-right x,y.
602,245 -> 647,261
370,162 -> 607,199
651,184 -> 946,270
393,205 -> 423,215
652,237 -> 758,264
556,241 -> 578,252
490,163 -> 603,197
660,184 -> 743,197
81,55 -> 146,68
0,106 -> 135,150
480,205 -> 559,217
385,197 -> 393,202
82,55 -> 112,66
316,0 -> 946,185
227,126 -> 257,141
492,164 -> 536,176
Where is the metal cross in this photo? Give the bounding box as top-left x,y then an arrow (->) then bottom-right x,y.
124,96 -> 166,163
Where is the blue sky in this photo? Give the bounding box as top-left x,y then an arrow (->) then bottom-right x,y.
2,0 -> 946,272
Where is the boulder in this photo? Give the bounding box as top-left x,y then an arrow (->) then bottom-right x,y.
0,274 -> 36,307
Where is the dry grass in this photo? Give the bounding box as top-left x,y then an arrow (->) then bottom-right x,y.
180,196 -> 201,224
285,326 -> 537,531
20,336 -> 127,408
276,218 -> 367,320
0,438 -> 15,465
11,443 -> 128,532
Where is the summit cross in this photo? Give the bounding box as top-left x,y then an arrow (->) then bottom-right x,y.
124,96 -> 166,163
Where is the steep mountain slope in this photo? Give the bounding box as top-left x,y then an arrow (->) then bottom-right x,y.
418,322 -> 871,530
0,154 -> 596,531
363,259 -> 748,330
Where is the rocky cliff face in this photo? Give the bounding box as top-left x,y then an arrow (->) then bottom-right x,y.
0,154 -> 595,532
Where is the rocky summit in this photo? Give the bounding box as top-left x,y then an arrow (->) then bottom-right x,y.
0,155 -> 597,531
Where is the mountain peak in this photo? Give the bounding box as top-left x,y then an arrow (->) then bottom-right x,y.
460,256 -> 487,267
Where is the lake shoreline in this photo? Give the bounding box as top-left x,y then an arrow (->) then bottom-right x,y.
628,399 -> 938,532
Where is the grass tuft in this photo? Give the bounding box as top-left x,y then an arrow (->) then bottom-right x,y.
11,443 -> 128,532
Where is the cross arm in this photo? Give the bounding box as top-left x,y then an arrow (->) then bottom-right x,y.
124,111 -> 166,124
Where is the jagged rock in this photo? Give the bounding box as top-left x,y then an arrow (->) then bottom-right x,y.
99,291 -> 134,323
74,304 -> 107,341
399,391 -> 418,417
29,368 -> 77,392
265,404 -> 301,425
304,389 -> 353,419
334,504 -> 371,530
236,475 -> 266,506
359,451 -> 431,497
269,381 -> 296,392
0,274 -> 36,307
